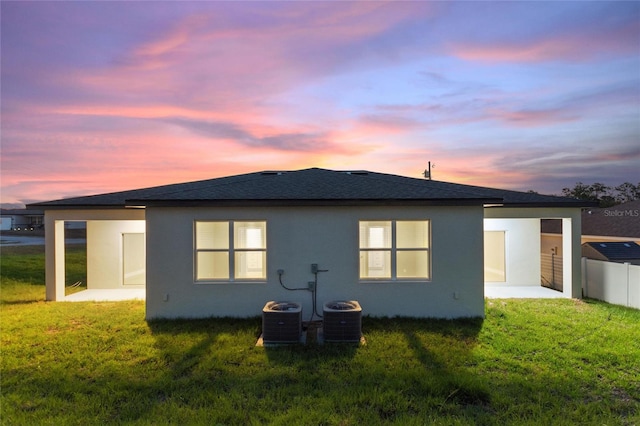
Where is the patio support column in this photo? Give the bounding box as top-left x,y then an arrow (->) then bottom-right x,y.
562,214 -> 582,299
45,216 -> 66,301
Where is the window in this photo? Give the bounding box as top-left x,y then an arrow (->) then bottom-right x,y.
195,221 -> 266,281
359,220 -> 430,280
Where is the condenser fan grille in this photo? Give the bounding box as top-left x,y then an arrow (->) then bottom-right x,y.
326,301 -> 357,310
267,302 -> 300,311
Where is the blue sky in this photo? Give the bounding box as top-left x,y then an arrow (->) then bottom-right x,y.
1,1 -> 638,207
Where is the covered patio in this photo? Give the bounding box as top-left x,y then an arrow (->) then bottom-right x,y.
483,207 -> 583,300
42,209 -> 146,301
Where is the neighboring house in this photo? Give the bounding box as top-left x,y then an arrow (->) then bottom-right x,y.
581,200 -> 640,243
542,200 -> 640,249
29,168 -> 592,319
0,209 -> 44,230
582,241 -> 640,266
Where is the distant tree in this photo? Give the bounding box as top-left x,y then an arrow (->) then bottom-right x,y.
598,194 -> 617,208
561,182 -> 602,202
561,181 -> 639,207
589,183 -> 611,200
614,182 -> 640,204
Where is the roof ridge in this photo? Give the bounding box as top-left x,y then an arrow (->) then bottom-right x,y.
132,168 -> 333,200
132,171 -> 267,200
354,171 -> 502,199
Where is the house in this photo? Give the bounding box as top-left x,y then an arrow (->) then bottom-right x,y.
582,241 -> 640,266
0,209 -> 44,231
542,200 -> 640,247
581,200 -> 640,243
540,200 -> 640,288
29,168 -> 592,319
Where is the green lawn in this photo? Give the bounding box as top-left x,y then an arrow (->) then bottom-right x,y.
1,245 -> 639,425
0,243 -> 86,302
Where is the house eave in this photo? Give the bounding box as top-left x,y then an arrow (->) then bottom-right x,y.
125,197 -> 501,208
486,201 -> 596,208
29,199 -> 590,210
26,204 -> 132,210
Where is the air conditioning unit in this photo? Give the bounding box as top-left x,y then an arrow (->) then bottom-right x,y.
322,300 -> 362,342
262,301 -> 302,344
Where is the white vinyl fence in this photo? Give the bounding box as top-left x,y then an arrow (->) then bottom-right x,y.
582,258 -> 640,309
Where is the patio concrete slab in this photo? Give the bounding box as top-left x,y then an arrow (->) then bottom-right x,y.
485,285 -> 564,299
64,289 -> 145,302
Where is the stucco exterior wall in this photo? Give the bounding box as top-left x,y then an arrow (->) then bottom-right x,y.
145,205 -> 485,320
484,218 -> 541,286
87,220 -> 145,289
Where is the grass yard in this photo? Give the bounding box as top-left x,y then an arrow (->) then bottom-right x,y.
1,245 -> 639,425
0,243 -> 86,302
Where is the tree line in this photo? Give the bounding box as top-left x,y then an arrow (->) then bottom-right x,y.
561,182 -> 640,207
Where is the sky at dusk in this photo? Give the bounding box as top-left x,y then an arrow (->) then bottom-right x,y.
1,1 -> 639,208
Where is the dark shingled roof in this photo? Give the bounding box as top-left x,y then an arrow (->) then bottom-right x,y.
1,209 -> 44,216
28,168 -> 593,209
543,200 -> 640,238
582,200 -> 640,238
582,241 -> 640,264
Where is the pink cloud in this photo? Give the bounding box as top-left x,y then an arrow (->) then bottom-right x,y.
356,114 -> 425,134
71,2 -> 430,105
1,105 -> 372,205
451,20 -> 639,63
486,107 -> 579,127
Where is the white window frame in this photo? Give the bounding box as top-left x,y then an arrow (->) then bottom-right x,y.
359,220 -> 431,281
194,220 -> 267,283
